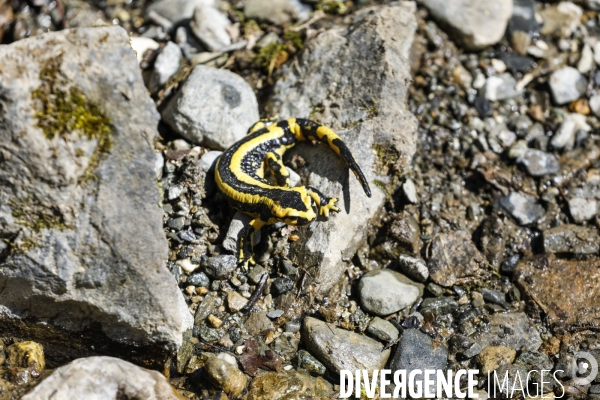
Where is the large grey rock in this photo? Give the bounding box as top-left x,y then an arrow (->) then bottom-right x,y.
268,2 -> 418,294
358,269 -> 423,316
22,356 -> 182,400
303,317 -> 390,373
162,65 -> 259,150
190,4 -> 232,52
389,329 -> 448,392
418,0 -> 513,51
0,27 -> 192,364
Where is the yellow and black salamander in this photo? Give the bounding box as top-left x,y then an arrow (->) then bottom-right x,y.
215,118 -> 371,270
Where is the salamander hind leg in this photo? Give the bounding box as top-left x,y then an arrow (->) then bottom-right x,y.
306,186 -> 339,217
265,152 -> 290,187
237,218 -> 266,271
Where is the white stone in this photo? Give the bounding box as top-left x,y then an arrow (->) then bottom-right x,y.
129,37 -> 159,63
568,197 -> 597,223
403,179 -> 418,204
578,44 -> 594,73
176,258 -> 198,273
148,41 -> 182,93
199,150 -> 222,172
190,4 -> 232,52
549,67 -> 587,105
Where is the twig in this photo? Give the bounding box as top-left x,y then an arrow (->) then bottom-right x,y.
242,272 -> 268,312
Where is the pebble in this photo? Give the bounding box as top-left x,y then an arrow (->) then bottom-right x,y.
162,65 -> 259,149
552,113 -> 590,150
419,296 -> 458,316
244,0 -> 309,25
508,0 -> 540,35
389,329 -> 448,390
199,150 -> 222,172
589,94 -> 600,117
419,0 -> 512,51
499,192 -> 545,226
568,197 -> 597,223
297,350 -> 326,375
6,341 -> 45,371
188,271 -> 210,287
396,254 -> 429,282
549,67 -> 587,105
202,255 -> 237,279
148,41 -> 181,93
177,230 -> 196,242
478,346 -> 517,374
358,269 -> 422,316
267,310 -> 285,319
483,73 -> 522,101
471,312 -> 542,351
578,44 -> 594,73
543,224 -> 599,254
207,314 -> 223,328
176,258 -> 198,273
227,291 -> 248,312
427,230 -> 490,287
272,277 -> 294,295
167,184 -> 186,200
303,317 -> 390,372
540,1 -> 582,38
517,149 -> 560,176
204,355 -> 247,398
366,317 -> 400,343
223,212 -> 262,254
402,179 -> 418,204
146,0 -> 209,23
284,321 -> 301,333
189,4 -> 231,52
459,342 -> 482,359
129,37 -> 159,64
245,312 -> 274,335
481,288 -> 509,309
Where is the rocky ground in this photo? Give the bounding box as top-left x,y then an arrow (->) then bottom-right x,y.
1,0 -> 600,399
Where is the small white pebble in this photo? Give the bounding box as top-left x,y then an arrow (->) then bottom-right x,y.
490,58 -> 507,73
402,179 -> 418,204
236,345 -> 245,355
176,258 -> 198,273
217,352 -> 238,366
283,365 -> 294,371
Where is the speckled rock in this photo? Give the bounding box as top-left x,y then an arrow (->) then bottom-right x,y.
22,356 -> 183,400
478,346 -> 517,374
162,65 -> 259,150
568,197 -> 597,223
549,66 -> 587,105
418,0 -> 513,51
303,317 -> 390,373
471,312 -> 542,351
358,269 -> 423,316
515,254 -> 600,328
517,149 -> 560,177
269,2 -> 418,294
0,26 -> 192,363
543,224 -> 599,254
427,230 -> 491,287
246,370 -> 333,400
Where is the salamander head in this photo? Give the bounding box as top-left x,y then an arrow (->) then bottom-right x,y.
277,188 -> 317,226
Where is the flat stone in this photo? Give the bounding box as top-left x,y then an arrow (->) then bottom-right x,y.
517,149 -> 560,177
543,224 -> 599,254
418,0 -> 512,51
162,65 -> 259,150
0,27 -> 192,364
303,317 -> 390,373
515,254 -> 600,328
227,291 -> 248,312
22,356 -> 180,400
549,66 -> 587,105
223,212 -> 262,254
568,197 -> 597,223
148,41 -> 182,93
366,317 -> 399,343
484,73 -> 522,101
389,329 -> 448,392
499,192 -> 545,226
471,312 -> 542,351
358,269 -> 423,316
427,230 -> 491,287
246,370 -> 333,399
190,4 -> 231,52
270,2 -> 418,294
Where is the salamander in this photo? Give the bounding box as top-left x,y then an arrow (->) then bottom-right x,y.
215,117 -> 371,270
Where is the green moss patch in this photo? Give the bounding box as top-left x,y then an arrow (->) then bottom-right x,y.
31,56 -> 114,183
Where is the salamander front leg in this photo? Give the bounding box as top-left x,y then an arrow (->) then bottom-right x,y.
237,218 -> 266,271
305,186 -> 339,217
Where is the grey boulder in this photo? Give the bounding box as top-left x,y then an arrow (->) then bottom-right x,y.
0,27 -> 192,365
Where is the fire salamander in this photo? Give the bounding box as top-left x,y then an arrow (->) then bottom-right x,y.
215,118 -> 372,270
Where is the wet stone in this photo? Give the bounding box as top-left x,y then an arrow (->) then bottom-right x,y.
358,269 -> 423,316
204,355 -> 247,398
515,255 -> 600,327
481,288 -> 509,309
420,296 -> 458,316
517,149 -> 560,177
543,224 -> 599,254
549,66 -> 587,105
389,329 -> 448,390
427,230 -> 490,287
471,312 -> 542,351
188,272 -> 210,287
302,317 -> 390,373
366,317 -> 400,343
499,192 -> 545,226
272,332 -> 300,361
297,350 -> 326,376
459,342 -> 482,360
202,255 -> 237,279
